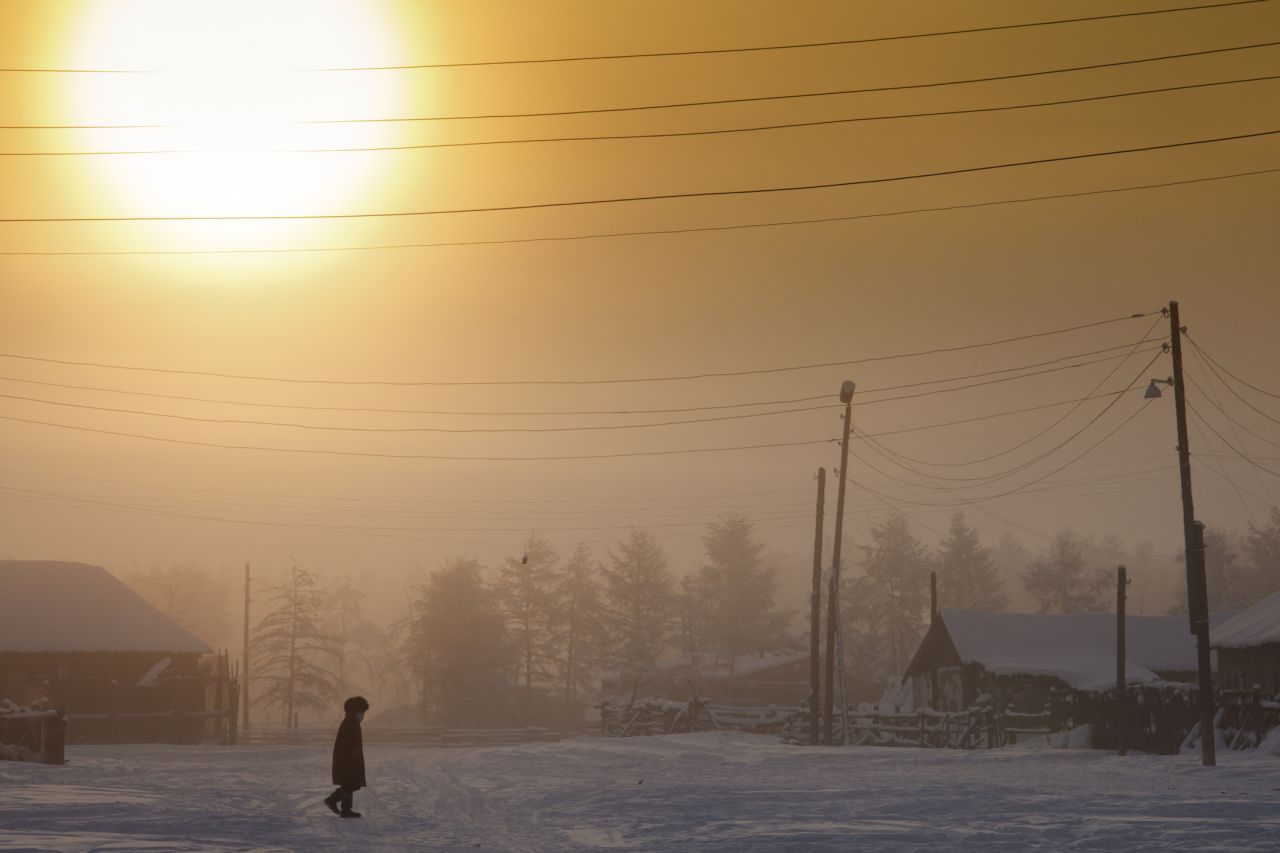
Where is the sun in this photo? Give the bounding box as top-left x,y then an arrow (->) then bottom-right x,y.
66,0 -> 406,246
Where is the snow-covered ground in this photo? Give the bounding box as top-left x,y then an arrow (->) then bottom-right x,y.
2,733 -> 1278,851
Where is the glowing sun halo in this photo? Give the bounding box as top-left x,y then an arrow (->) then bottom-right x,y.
67,0 -> 405,245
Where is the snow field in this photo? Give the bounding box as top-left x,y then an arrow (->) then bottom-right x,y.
1,733 -> 1278,851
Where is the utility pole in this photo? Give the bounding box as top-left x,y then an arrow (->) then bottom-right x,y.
823,380 -> 855,746
1116,565 -> 1127,757
242,562 -> 251,734
809,467 -> 826,746
1167,300 -> 1216,766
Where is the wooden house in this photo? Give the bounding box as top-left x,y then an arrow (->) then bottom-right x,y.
0,560 -> 214,742
1211,589 -> 1280,698
901,609 -> 1215,713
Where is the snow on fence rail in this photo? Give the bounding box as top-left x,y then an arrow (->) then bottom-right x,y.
242,725 -> 571,748
0,710 -> 66,764
599,698 -> 797,737
782,706 -> 1054,749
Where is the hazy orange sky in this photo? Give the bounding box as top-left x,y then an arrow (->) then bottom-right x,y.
1,1 -> 1277,615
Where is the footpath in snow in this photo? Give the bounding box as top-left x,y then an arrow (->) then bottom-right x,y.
1,732 -> 1278,851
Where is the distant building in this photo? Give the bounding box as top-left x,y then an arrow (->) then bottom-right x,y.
0,560 -> 214,741
1211,588 -> 1280,698
901,609 -> 1224,713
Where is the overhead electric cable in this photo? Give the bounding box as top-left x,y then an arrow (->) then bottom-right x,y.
6,167 -> 1277,256
0,313 -> 1156,386
1184,333 -> 1280,402
865,316 -> 1165,467
1183,366 -> 1280,448
0,413 -> 836,461
845,395 -> 1156,507
0,391 -> 837,433
5,1 -> 1262,73
0,337 -> 1160,415
14,74 -> 1280,156
8,39 -> 1276,129
5,129 -> 1277,222
1185,400 -> 1280,476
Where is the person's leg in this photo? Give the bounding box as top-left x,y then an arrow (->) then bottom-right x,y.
339,786 -> 359,816
323,787 -> 342,814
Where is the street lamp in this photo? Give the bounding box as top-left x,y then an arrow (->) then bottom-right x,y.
1144,377 -> 1173,399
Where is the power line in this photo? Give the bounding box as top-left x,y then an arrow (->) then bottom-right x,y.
0,466 -> 812,506
6,1 -> 1262,73
6,166 -> 1277,256
0,413 -> 837,461
0,391 -> 837,434
1185,400 -> 1280,477
0,337 -> 1160,411
6,129 -> 1278,223
864,317 -> 1165,467
0,312 -> 1156,386
13,74 -> 1280,156
1184,333 -> 1280,402
9,40 -> 1276,130
846,395 -> 1156,507
853,349 -> 1164,486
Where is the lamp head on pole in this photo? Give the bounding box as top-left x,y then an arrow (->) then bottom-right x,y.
1145,377 -> 1173,399
839,380 -> 856,404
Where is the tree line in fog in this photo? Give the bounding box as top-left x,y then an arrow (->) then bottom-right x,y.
120,508 -> 1280,721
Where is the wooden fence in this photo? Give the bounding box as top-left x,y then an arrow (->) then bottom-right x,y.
0,711 -> 67,764
600,698 -> 798,737
242,725 -> 571,748
782,706 -> 1055,749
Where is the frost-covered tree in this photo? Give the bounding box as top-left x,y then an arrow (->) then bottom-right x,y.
324,574 -> 377,700
936,513 -> 1008,611
125,562 -> 232,650
252,564 -> 337,728
853,514 -> 932,674
497,534 -> 562,716
600,529 -> 673,690
407,558 -> 511,727
1021,529 -> 1109,613
1243,507 -> 1280,599
690,515 -> 791,678
555,544 -> 607,704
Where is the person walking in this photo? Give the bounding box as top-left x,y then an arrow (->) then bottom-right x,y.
324,696 -> 369,818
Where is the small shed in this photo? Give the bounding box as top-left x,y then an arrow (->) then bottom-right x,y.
902,609 -> 1213,713
0,560 -> 214,741
1211,589 -> 1280,698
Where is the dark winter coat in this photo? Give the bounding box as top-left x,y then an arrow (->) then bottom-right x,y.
331,715 -> 366,789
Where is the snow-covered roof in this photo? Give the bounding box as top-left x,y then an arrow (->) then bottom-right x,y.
0,561 -> 212,654
1211,589 -> 1280,650
933,609 -> 1213,691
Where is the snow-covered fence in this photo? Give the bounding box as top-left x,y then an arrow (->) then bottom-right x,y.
0,709 -> 66,764
782,706 -> 1055,749
599,697 -> 797,737
1217,690 -> 1280,751
242,725 -> 570,748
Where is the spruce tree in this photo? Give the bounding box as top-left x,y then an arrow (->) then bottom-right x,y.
497,534 -> 562,718
600,529 -> 673,691
936,512 -> 1008,611
556,544 -> 607,705
1021,529 -> 1109,613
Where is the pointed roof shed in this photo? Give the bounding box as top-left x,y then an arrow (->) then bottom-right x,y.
0,561 -> 212,654
1210,589 -> 1280,650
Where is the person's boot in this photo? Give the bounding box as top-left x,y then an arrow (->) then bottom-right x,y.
323,794 -> 341,815
340,809 -> 362,819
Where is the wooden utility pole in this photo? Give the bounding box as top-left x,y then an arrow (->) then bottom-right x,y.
1167,301 -> 1216,766
823,380 -> 855,746
1116,565 -> 1127,757
809,467 -> 826,746
242,562 -> 251,733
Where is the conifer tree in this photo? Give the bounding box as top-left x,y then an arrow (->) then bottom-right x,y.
407,558 -> 511,727
852,514 -> 932,675
600,529 -> 673,690
497,534 -> 562,717
1021,529 -> 1109,613
252,564 -> 337,728
936,513 -> 1008,611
